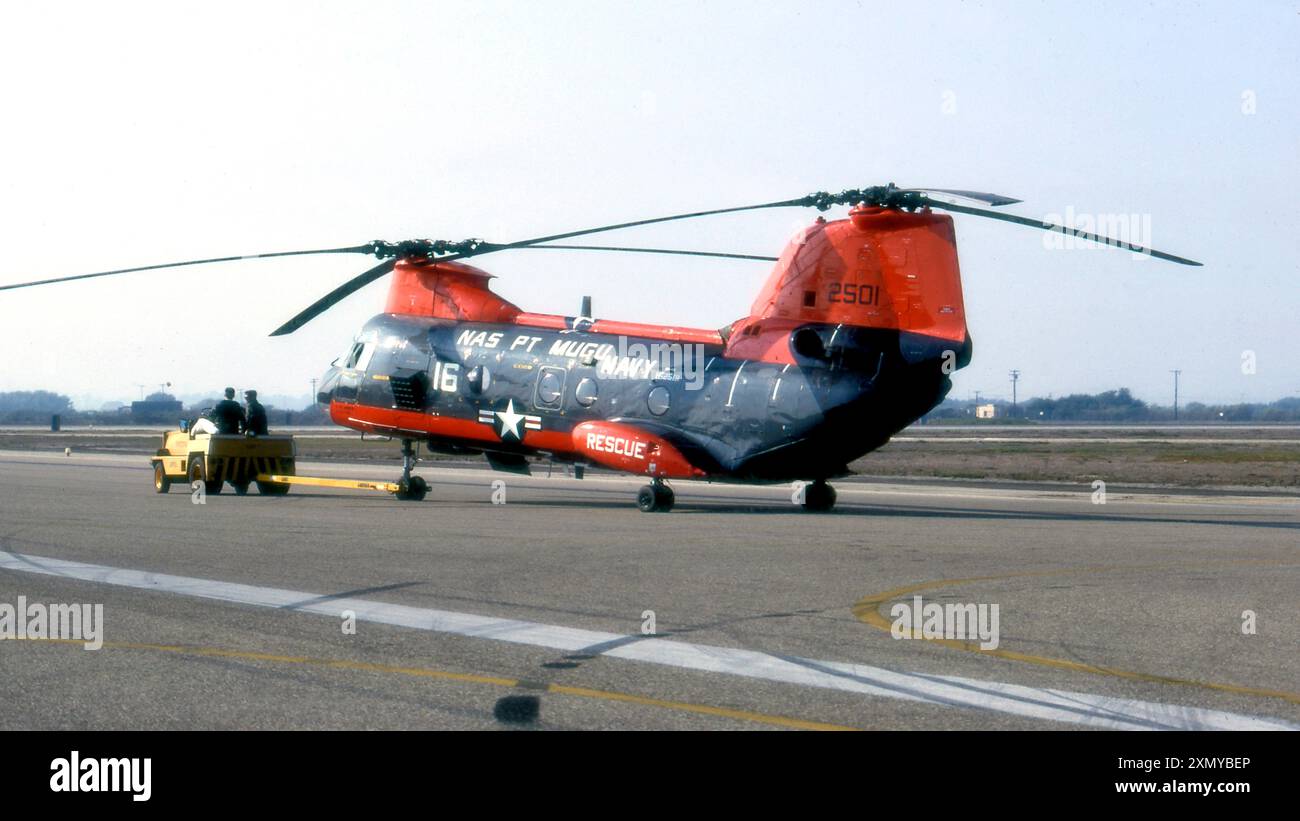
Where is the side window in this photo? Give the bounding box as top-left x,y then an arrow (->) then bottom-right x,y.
349,342 -> 376,372
466,366 -> 491,394
574,377 -> 598,407
647,385 -> 671,416
336,341 -> 361,368
534,367 -> 566,410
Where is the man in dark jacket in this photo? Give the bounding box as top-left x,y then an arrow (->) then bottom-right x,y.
243,389 -> 268,436
211,387 -> 245,435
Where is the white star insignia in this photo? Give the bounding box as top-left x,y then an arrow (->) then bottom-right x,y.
495,399 -> 526,441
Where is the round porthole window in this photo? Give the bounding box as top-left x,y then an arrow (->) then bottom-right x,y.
466,366 -> 491,393
538,370 -> 563,404
575,377 -> 599,406
647,386 -> 670,416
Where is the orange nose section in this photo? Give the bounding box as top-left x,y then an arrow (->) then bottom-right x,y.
572,421 -> 704,479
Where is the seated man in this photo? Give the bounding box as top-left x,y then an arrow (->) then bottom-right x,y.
211,387 -> 246,435
190,415 -> 219,436
243,389 -> 268,436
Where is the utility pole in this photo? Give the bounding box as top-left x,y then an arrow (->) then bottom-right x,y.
1009,370 -> 1021,416
1170,369 -> 1181,421
310,378 -> 318,406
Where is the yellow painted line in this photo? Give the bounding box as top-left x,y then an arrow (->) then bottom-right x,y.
548,684 -> 856,731
257,474 -> 400,493
852,560 -> 1300,705
7,638 -> 857,731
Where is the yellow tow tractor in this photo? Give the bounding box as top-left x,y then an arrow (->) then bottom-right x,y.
150,428 -> 417,498
151,429 -> 297,496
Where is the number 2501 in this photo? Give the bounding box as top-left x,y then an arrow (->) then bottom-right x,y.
828,283 -> 879,306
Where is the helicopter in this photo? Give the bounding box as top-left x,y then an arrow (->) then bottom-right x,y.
1,184 -> 1200,511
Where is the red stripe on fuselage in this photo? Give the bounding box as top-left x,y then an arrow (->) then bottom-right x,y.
329,401 -> 575,453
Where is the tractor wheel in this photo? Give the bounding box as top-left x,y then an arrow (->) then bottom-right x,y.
187,455 -> 222,495
257,480 -> 290,496
153,462 -> 171,494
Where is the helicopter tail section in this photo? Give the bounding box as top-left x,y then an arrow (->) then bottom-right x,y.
726,206 -> 969,363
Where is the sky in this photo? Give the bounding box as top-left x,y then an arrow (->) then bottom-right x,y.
0,1 -> 1296,410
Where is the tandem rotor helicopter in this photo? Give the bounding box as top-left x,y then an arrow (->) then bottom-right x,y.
2,184 -> 1200,511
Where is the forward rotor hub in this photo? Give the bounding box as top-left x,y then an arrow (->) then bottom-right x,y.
364,238 -> 489,260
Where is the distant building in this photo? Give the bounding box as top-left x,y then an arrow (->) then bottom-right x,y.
975,404 -> 996,419
130,399 -> 183,423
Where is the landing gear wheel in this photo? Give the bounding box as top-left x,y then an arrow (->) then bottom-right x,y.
232,482 -> 250,496
637,481 -> 674,512
801,480 -> 836,512
395,475 -> 428,502
187,455 -> 222,495
394,439 -> 427,501
153,462 -> 171,494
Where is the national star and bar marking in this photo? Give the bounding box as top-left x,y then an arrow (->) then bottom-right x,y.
476,399 -> 542,441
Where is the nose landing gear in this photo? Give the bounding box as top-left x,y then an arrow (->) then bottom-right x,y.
394,439 -> 429,502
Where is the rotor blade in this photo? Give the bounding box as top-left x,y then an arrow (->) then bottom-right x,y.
903,188 -> 1022,206
0,244 -> 375,293
924,199 -> 1203,266
488,196 -> 808,248
520,244 -> 777,262
269,258 -> 397,336
269,197 -> 807,335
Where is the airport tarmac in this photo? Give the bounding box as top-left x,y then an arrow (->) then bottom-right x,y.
0,449 -> 1296,730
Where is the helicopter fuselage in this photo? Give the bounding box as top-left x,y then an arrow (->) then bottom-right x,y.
318,311 -> 964,482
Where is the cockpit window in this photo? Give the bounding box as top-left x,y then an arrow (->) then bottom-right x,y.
341,341 -> 375,372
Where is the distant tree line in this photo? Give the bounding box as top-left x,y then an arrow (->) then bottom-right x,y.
0,390 -> 329,426
5,387 -> 1299,426
1022,389 -> 1151,422
927,389 -> 1300,423
0,391 -> 73,423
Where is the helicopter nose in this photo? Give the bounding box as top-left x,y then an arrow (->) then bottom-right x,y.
316,366 -> 342,405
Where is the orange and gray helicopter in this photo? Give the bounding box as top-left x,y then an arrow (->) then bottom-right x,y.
2,184 -> 1199,510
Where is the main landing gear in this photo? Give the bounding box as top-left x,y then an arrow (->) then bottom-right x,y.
801,479 -> 837,512
637,478 -> 675,513
394,438 -> 429,502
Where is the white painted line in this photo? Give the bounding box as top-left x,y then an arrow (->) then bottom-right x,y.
725,361 -> 746,407
1,551 -> 1293,730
